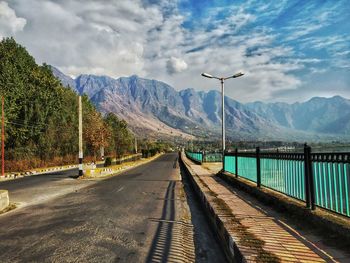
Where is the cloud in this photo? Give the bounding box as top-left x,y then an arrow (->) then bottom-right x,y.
7,0 -> 163,77
1,0 -> 349,103
166,57 -> 188,74
0,1 -> 26,38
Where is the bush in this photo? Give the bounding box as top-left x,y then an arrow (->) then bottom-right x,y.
104,157 -> 112,167
141,148 -> 159,158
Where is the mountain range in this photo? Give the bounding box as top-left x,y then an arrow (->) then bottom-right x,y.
51,67 -> 350,141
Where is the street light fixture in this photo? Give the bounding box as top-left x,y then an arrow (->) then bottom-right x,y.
201,71 -> 244,170
201,73 -> 214,78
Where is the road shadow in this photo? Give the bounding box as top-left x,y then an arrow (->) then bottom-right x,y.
145,181 -> 176,263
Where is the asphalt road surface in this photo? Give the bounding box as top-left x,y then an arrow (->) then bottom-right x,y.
0,153 -> 226,263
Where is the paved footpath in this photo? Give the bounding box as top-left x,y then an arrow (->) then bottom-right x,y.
183,155 -> 350,262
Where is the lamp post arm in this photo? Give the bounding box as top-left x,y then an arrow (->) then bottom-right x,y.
200,71 -> 244,170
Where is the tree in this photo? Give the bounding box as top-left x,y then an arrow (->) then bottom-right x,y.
104,113 -> 134,158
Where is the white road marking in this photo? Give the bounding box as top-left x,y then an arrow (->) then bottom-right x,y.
116,186 -> 124,193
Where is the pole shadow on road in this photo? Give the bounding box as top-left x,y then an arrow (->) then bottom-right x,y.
145,181 -> 176,263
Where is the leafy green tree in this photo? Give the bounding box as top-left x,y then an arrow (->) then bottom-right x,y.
104,113 -> 134,158
0,38 -> 136,171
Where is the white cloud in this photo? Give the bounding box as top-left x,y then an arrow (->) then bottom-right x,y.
166,57 -> 188,74
7,0 -> 163,77
1,0 -> 347,103
0,1 -> 26,38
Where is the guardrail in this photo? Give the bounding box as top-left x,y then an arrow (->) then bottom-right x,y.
224,145 -> 350,217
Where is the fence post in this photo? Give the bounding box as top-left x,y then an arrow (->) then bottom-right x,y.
235,148 -> 238,177
256,146 -> 261,188
308,146 -> 316,210
223,150 -> 225,172
304,143 -> 311,208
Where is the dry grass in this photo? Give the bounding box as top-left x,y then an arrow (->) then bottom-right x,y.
5,155 -> 99,173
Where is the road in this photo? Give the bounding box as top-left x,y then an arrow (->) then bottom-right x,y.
0,153 -> 226,262
0,168 -> 94,209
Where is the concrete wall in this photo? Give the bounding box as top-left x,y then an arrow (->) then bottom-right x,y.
0,190 -> 9,211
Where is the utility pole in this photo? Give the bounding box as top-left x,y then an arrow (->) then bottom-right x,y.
134,137 -> 138,153
78,96 -> 83,177
1,96 -> 4,177
100,132 -> 104,160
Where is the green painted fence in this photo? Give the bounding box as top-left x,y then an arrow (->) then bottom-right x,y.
261,158 -> 305,201
185,151 -> 203,163
186,151 -> 222,163
203,152 -> 222,162
224,155 -> 236,174
238,157 -> 257,182
223,148 -> 350,217
312,154 -> 350,217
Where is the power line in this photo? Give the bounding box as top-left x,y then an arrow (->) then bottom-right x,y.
4,121 -> 47,133
4,120 -> 48,129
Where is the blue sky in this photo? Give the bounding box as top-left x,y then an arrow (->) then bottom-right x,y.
0,0 -> 349,102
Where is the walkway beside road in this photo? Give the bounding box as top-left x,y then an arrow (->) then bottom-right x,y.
182,154 -> 350,262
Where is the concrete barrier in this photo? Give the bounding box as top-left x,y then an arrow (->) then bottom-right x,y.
179,153 -> 239,263
0,190 -> 9,211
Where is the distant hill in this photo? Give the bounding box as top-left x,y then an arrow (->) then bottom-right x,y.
52,67 -> 349,141
246,96 -> 350,135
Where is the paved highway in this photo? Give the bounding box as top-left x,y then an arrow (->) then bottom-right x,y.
0,153 -> 226,262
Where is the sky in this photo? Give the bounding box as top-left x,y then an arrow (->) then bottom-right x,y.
0,0 -> 349,103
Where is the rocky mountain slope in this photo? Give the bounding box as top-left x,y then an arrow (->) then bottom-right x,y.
52,67 -> 349,141
246,96 -> 350,135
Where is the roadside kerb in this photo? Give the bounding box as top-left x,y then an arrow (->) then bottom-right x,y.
0,165 -> 79,181
179,152 -> 241,263
0,153 -> 142,181
83,153 -> 164,179
180,152 -> 330,262
0,190 -> 9,211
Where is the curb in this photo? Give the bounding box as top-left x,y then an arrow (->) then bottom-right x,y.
0,190 -> 9,211
0,154 -> 144,181
82,154 -> 164,179
179,153 -> 240,263
1,165 -> 78,180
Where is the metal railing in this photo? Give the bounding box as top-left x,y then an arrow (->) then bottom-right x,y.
312,153 -> 349,216
224,146 -> 350,217
203,152 -> 222,162
185,151 -> 203,163
185,151 -> 224,163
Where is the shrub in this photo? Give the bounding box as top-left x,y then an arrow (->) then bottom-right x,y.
104,157 -> 112,167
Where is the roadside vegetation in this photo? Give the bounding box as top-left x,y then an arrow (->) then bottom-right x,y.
0,38 -> 135,172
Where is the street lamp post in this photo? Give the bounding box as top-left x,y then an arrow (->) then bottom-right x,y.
201,72 -> 244,170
